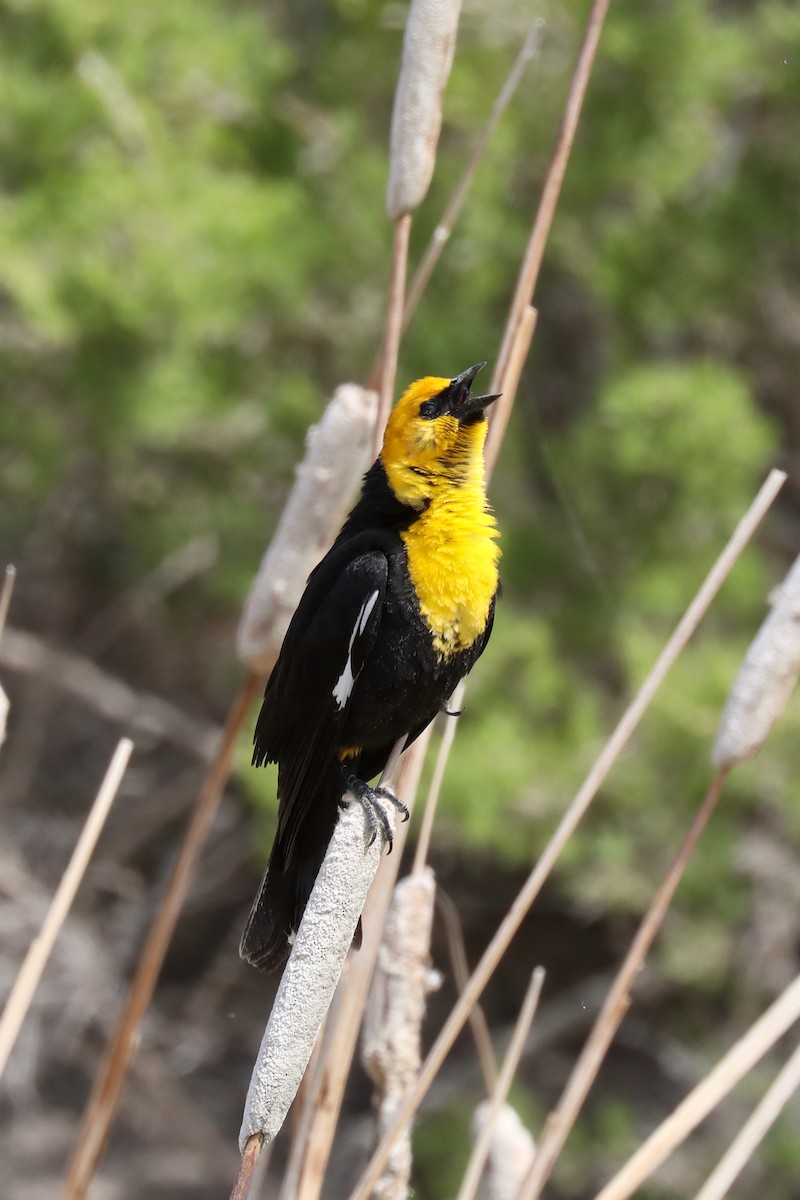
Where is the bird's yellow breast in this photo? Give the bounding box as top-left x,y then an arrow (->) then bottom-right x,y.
401,487 -> 499,659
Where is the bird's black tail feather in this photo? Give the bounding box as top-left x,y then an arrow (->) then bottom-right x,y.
239,768 -> 342,972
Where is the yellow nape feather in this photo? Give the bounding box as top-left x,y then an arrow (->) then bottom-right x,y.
380,374 -> 500,659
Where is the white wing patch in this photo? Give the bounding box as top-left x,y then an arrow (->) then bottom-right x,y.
332,589 -> 380,710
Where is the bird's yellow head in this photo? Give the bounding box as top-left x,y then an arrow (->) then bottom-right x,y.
380,363 -> 499,508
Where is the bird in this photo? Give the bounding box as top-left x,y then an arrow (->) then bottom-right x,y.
240,362 -> 501,971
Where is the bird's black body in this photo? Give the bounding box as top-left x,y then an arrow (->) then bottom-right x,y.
240,366 -> 499,971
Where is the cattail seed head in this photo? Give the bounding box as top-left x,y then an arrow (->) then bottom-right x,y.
712,554 -> 800,770
387,0 -> 462,220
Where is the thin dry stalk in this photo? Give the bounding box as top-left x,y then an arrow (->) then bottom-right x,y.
518,769 -> 729,1200
238,383 -> 378,672
437,889 -> 498,1095
593,971 -> 800,1200
0,737 -> 132,1077
276,731 -> 431,1200
0,563 -> 16,642
455,967 -> 545,1200
412,681 -> 465,874
230,1133 -> 264,1200
374,214 -> 413,453
64,670 -> 260,1200
494,0 -> 610,389
693,1038 -> 800,1200
403,22 -> 544,329
485,305 -> 537,478
345,467 -> 786,1200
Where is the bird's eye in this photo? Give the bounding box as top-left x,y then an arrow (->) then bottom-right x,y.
419,398 -> 440,419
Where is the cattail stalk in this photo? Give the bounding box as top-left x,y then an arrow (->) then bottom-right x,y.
593,971 -> 800,1200
0,738 -> 132,1077
361,870 -> 439,1200
275,729 -> 431,1200
455,968 -> 544,1200
238,384 -> 378,673
712,552 -> 800,770
386,0 -> 462,222
402,22 -> 544,330
238,741 -> 407,1152
517,769 -> 729,1200
375,0 -> 462,450
64,674 -> 260,1200
692,1039 -> 800,1200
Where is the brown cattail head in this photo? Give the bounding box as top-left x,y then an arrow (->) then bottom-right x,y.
712,554 -> 800,771
386,0 -> 462,220
237,384 -> 377,673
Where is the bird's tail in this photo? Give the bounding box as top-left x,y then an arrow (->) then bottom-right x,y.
239,768 -> 342,972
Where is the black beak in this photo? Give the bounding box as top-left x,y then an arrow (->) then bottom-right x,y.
449,362 -> 501,422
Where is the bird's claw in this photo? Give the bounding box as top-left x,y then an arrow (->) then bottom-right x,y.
344,775 -> 409,853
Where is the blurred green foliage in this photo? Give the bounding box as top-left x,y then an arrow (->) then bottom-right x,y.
3,0 -> 800,1189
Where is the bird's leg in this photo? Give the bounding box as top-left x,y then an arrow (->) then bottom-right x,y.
338,767 -> 410,853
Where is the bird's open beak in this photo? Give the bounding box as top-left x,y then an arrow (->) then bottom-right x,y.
449,362 -> 501,422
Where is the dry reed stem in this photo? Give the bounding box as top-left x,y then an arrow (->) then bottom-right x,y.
0,737 -> 132,1078
692,1038 -> 800,1200
455,967 -> 545,1200
437,889 -> 498,1095
518,768 -> 730,1200
494,0 -> 610,389
64,670 -> 260,1200
374,214 -> 413,454
485,305 -> 537,478
276,731 -> 431,1200
230,1133 -> 263,1200
412,681 -> 465,874
593,971 -> 800,1200
0,563 -> 16,642
238,384 -> 378,672
403,22 -> 544,329
712,551 -> 800,770
344,467 -> 786,1200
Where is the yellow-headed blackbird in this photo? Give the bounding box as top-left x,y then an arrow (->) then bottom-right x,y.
240,362 -> 500,970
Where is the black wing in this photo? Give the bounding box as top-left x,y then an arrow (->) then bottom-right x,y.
253,547 -> 388,858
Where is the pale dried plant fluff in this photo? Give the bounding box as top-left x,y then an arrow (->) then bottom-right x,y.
473,1103 -> 536,1200
237,384 -> 377,673
238,797 -> 395,1151
712,552 -> 800,770
386,0 -> 462,219
361,869 -> 439,1200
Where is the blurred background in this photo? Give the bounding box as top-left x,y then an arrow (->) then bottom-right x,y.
2,0 -> 800,1196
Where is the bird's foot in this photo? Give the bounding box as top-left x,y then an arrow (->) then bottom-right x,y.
342,774 -> 409,853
